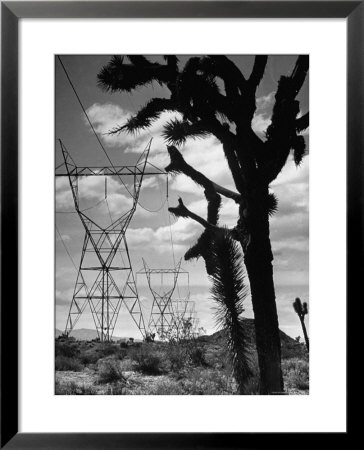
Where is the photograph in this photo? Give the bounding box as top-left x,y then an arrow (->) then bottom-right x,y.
55,54 -> 309,396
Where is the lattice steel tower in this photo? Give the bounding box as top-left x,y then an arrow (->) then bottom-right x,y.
137,259 -> 191,340
56,139 -> 162,341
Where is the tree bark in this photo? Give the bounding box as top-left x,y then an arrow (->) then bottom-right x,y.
243,189 -> 283,394
300,318 -> 309,352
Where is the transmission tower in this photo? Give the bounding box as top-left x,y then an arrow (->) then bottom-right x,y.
137,259 -> 192,340
56,139 -> 163,341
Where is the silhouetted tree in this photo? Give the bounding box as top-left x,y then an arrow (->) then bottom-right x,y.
169,188 -> 252,393
293,297 -> 309,352
98,55 -> 309,394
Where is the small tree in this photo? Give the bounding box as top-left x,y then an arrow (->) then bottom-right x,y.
98,55 -> 309,393
293,297 -> 309,352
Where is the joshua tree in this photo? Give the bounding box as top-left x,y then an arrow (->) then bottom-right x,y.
98,55 -> 309,394
293,297 -> 309,352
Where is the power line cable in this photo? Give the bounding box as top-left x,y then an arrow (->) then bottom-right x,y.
58,56 -> 164,218
56,225 -> 78,272
57,55 -> 134,199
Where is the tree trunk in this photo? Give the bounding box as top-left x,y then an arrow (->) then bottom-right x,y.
300,318 -> 309,352
243,189 -> 283,394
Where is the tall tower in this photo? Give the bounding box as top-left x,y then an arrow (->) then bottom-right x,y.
56,139 -> 161,341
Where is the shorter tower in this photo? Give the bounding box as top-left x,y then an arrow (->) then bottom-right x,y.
137,259 -> 191,340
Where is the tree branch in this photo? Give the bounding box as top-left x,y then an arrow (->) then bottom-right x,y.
168,198 -> 219,231
200,56 -> 245,98
262,55 -> 309,183
165,146 -> 241,203
248,55 -> 268,89
109,98 -> 176,135
162,119 -> 211,146
184,191 -> 221,270
296,112 -> 309,132
97,55 -> 177,93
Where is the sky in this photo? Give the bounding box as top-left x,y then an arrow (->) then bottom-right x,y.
55,55 -> 309,341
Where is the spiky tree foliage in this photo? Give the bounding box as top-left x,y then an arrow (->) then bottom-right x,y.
169,189 -> 252,393
97,55 -> 309,394
209,229 -> 253,394
293,298 -> 309,352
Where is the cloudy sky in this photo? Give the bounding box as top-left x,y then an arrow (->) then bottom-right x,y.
55,55 -> 309,340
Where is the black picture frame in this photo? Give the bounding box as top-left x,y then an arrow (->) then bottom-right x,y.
1,1 -> 357,448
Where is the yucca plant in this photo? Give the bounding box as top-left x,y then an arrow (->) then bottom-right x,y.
293,297 -> 309,352
169,178 -> 252,393
209,229 -> 253,394
98,55 -> 309,394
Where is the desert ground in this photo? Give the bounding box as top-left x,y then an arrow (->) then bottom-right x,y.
55,319 -> 308,395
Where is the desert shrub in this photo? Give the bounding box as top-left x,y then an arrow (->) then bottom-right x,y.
189,346 -> 208,367
98,343 -> 119,357
129,344 -> 165,375
181,369 -> 234,395
79,350 -> 100,366
79,343 -> 126,366
282,358 -> 309,391
55,356 -> 83,372
106,383 -> 126,395
55,380 -> 96,395
281,341 -> 308,360
115,348 -> 128,360
97,359 -> 126,384
55,340 -> 79,358
165,343 -> 188,372
150,379 -> 185,395
119,358 -> 135,371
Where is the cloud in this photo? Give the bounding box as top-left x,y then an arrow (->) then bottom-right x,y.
252,114 -> 271,135
141,176 -> 158,189
56,233 -> 71,242
272,237 -> 308,253
56,175 -> 134,217
252,91 -> 275,137
56,288 -> 74,306
127,218 -> 200,255
85,103 -> 131,147
256,91 -> 275,110
168,136 -> 235,196
85,103 -> 181,157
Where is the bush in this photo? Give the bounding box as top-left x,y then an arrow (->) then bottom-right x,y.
55,340 -> 79,358
189,346 -> 207,367
105,383 -> 126,395
282,358 -> 309,391
119,358 -> 135,371
55,380 -> 96,395
150,379 -> 185,395
166,344 -> 188,372
97,359 -> 126,384
129,344 -> 165,375
181,369 -> 234,395
98,343 -> 120,357
78,343 -> 127,367
79,350 -> 100,366
55,356 -> 83,372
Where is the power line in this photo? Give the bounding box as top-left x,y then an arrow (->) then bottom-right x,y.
56,225 -> 78,272
57,55 -> 134,199
57,56 -> 180,290
56,197 -> 105,214
58,56 -> 164,216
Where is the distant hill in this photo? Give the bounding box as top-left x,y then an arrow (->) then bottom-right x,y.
198,318 -> 307,360
55,328 -> 140,342
55,319 -> 306,359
